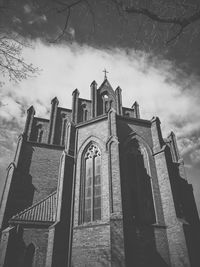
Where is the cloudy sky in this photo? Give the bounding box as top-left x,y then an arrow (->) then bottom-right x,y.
0,0 -> 200,214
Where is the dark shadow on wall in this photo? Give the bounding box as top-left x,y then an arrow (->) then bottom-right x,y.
71,137 -> 169,267
3,226 -> 35,267
117,122 -> 170,267
23,243 -> 35,267
2,145 -> 35,229
120,139 -> 169,267
165,147 -> 200,267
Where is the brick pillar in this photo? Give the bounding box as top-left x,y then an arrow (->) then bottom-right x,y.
48,97 -> 59,144
151,117 -> 163,152
71,89 -> 79,123
13,134 -> 25,167
167,132 -> 187,180
0,226 -> 16,267
45,226 -> 56,267
90,80 -> 97,118
115,86 -> 123,115
107,108 -> 126,267
46,136 -> 75,267
0,163 -> 15,230
131,101 -> 140,119
151,117 -> 190,267
24,105 -> 35,140
168,131 -> 180,162
65,122 -> 76,156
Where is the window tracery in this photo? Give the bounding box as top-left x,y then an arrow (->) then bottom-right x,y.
79,143 -> 101,224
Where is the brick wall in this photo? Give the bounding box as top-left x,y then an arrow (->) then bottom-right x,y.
19,142 -> 62,204
23,227 -> 49,267
72,224 -> 111,267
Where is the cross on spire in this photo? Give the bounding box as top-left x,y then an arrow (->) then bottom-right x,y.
103,69 -> 109,80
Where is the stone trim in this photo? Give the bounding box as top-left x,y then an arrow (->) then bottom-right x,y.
117,114 -> 151,126
76,114 -> 108,128
26,140 -> 64,150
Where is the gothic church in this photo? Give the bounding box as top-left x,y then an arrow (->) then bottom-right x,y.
0,77 -> 200,267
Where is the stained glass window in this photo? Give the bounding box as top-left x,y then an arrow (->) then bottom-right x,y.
80,144 -> 101,223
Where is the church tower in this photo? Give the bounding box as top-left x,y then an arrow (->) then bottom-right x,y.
0,77 -> 200,267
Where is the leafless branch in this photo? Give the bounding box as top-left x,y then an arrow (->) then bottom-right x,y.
0,34 -> 39,83
123,1 -> 200,43
107,0 -> 200,43
125,6 -> 200,27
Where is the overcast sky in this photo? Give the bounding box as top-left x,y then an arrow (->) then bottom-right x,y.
0,0 -> 200,214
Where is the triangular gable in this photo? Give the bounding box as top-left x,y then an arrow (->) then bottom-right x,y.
98,78 -> 115,97
10,191 -> 57,225
97,79 -> 117,113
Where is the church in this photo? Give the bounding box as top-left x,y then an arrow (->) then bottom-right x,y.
0,76 -> 200,267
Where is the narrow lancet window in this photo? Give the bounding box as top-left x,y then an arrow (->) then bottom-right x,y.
80,143 -> 101,224
61,117 -> 67,146
94,155 -> 101,220
84,157 -> 93,222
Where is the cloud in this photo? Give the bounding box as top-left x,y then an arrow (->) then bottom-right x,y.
67,27 -> 75,39
12,16 -> 22,24
1,40 -> 200,165
24,4 -> 32,14
28,14 -> 47,25
190,149 -> 200,165
23,3 -> 47,25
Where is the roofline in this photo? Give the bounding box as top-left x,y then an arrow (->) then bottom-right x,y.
76,114 -> 108,128
9,220 -> 54,227
10,191 -> 57,220
117,115 -> 151,126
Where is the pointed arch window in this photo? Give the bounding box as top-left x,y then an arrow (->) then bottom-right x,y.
23,243 -> 35,267
36,124 -> 43,143
61,117 -> 67,146
80,144 -> 101,224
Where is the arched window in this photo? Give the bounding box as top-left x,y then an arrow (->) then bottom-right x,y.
23,243 -> 35,267
102,93 -> 109,113
37,129 -> 43,143
36,124 -> 43,143
126,139 -> 156,224
61,115 -> 67,146
84,109 -> 88,121
79,143 -> 101,224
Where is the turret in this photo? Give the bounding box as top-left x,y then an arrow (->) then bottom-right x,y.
48,97 -> 59,144
131,101 -> 140,119
24,105 -> 35,140
168,131 -> 180,162
90,80 -> 97,118
71,89 -> 79,123
115,86 -> 123,115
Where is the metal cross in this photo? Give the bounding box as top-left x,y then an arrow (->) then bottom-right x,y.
103,69 -> 109,80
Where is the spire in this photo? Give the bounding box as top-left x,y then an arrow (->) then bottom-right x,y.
91,81 -> 97,118
72,88 -> 80,96
115,86 -> 123,115
27,105 -> 35,115
24,105 -> 35,139
91,80 -> 97,86
132,101 -> 140,119
72,88 -> 80,123
51,97 -> 59,105
103,68 -> 109,80
48,97 -> 59,144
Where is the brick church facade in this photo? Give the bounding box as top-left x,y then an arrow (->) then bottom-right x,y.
0,78 -> 200,266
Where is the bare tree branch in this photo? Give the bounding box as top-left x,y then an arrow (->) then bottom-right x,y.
108,0 -> 200,43
0,33 -> 39,84
125,6 -> 200,27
